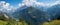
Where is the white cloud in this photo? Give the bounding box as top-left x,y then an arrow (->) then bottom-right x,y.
48,0 -> 60,6
18,0 -> 48,7
18,0 -> 60,7
0,0 -> 59,13
18,0 -> 36,7
18,3 -> 25,7
22,0 -> 36,6
0,1 -> 16,13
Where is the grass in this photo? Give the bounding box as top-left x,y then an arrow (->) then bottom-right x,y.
43,20 -> 60,25
0,20 -> 60,25
0,20 -> 27,25
0,20 -> 7,25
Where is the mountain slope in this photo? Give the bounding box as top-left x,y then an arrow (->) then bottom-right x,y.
47,4 -> 60,20
0,11 -> 8,21
12,6 -> 50,25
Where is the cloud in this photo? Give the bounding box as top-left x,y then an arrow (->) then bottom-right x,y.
0,0 -> 59,13
0,1 -> 16,13
18,0 -> 36,7
18,0 -> 60,7
18,0 -> 46,7
18,0 -> 45,7
48,0 -> 60,6
22,0 -> 36,6
18,3 -> 25,7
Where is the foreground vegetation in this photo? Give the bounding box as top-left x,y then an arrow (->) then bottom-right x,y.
0,20 -> 27,25
0,20 -> 7,25
0,20 -> 60,25
43,20 -> 60,25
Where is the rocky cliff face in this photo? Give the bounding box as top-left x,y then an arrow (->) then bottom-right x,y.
0,11 -> 9,21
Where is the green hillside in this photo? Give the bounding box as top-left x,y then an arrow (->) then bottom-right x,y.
0,20 -> 60,25
43,20 -> 60,25
0,20 -> 7,25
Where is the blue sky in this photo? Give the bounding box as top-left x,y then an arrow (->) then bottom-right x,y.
0,0 -> 22,7
0,0 -> 57,7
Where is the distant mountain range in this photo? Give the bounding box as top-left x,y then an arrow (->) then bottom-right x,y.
0,3 -> 60,25
12,6 -> 50,25
11,4 -> 60,20
47,4 -> 60,20
11,4 -> 60,25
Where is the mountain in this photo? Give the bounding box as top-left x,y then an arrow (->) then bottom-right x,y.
47,4 -> 60,20
12,6 -> 50,25
11,4 -> 60,25
0,11 -> 9,21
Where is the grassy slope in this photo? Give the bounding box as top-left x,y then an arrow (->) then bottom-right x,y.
0,20 -> 60,25
0,20 -> 27,25
0,20 -> 7,25
43,20 -> 60,25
